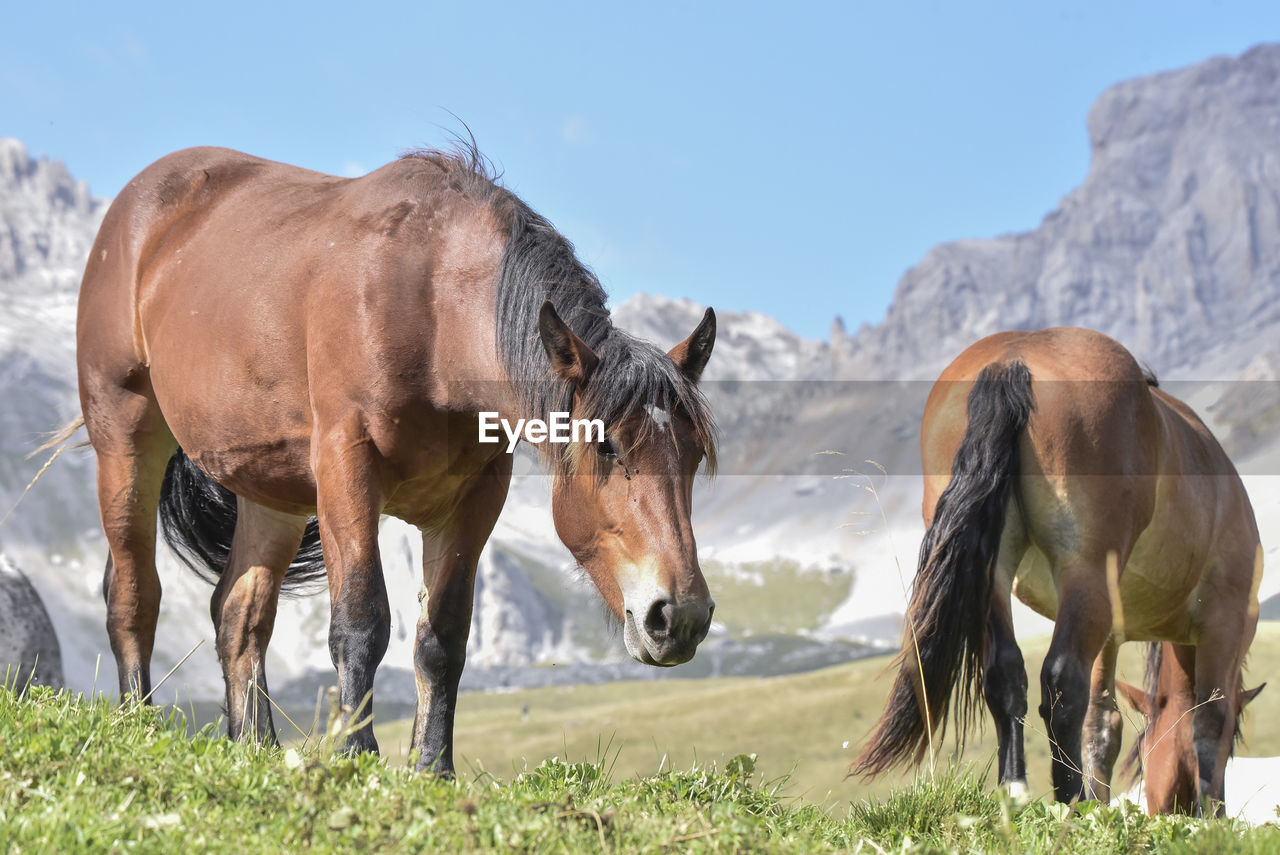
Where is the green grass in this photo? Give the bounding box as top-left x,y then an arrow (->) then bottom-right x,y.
4,687 -> 1279,853
700,558 -> 855,637
370,623 -> 1280,808
6,627 -> 1279,852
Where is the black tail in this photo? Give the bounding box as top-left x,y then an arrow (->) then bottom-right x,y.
158,449 -> 327,595
855,361 -> 1034,777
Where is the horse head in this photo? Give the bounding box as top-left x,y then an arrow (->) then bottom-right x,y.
538,301 -> 717,666
1117,658 -> 1265,815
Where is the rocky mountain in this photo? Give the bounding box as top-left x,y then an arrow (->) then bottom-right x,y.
0,140 -> 111,692
838,44 -> 1280,381
5,43 -> 1280,707
0,138 -> 102,295
0,139 -> 103,554
611,45 -> 1280,638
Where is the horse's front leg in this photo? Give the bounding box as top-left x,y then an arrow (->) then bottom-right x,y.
1192,607 -> 1254,817
315,437 -> 390,755
411,457 -> 511,776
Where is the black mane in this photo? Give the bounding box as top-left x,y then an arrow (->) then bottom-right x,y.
401,143 -> 718,473
1127,641 -> 1165,777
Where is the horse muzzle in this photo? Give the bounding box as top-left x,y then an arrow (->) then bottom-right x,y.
622,591 -> 714,666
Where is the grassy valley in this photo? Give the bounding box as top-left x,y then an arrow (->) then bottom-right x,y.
368,624 -> 1280,808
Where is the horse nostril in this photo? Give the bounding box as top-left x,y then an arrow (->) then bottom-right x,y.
644,600 -> 673,639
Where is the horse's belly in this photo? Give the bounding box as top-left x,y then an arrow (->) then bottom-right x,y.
151,365 -> 317,513
1116,526 -> 1202,641
383,471 -> 486,528
185,436 -> 317,515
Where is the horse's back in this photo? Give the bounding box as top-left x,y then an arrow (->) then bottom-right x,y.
934,327 -> 1146,384
81,147 -> 502,361
922,327 -> 1157,495
76,147 -> 509,513
77,147 -> 335,354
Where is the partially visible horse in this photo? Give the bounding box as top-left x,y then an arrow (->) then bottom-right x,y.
1115,641 -> 1264,815
75,143 -> 719,775
854,327 -> 1261,815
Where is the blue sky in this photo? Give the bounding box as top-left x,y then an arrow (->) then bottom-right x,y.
4,2 -> 1278,339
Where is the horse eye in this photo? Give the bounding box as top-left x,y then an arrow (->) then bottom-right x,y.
597,439 -> 618,461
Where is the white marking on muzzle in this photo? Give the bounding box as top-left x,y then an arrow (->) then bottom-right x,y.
617,559 -> 668,664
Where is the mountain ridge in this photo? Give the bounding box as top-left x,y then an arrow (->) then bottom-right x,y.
836,43 -> 1280,381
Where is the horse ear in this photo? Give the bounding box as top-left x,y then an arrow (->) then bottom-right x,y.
1115,680 -> 1151,717
1242,682 -> 1267,707
668,307 -> 716,384
539,301 -> 598,388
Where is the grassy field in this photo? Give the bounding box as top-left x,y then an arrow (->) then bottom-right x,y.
5,684 -> 1280,853
371,623 -> 1280,807
699,558 -> 855,637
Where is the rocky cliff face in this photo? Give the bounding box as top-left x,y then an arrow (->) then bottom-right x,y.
0,141 -> 107,689
0,140 -> 103,550
839,45 -> 1280,380
0,138 -> 103,296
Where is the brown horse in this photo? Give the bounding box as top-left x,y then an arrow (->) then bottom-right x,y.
76,144 -> 719,774
1115,642 -> 1264,814
854,327 -> 1261,815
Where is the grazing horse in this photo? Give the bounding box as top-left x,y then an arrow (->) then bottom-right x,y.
854,327 -> 1261,814
76,144 -> 719,774
1115,642 -> 1264,815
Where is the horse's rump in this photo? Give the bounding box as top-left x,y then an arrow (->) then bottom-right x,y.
854,360 -> 1034,776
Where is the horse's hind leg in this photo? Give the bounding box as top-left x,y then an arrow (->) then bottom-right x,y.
1082,637 -> 1122,801
1039,566 -> 1114,802
87,389 -> 175,699
314,436 -> 389,755
210,497 -> 308,743
984,580 -> 1029,794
